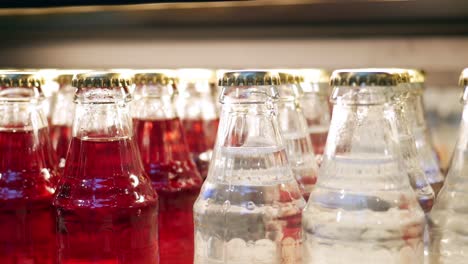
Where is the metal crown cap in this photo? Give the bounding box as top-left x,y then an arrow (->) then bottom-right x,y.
460,68 -> 468,86
278,71 -> 302,85
219,70 -> 281,86
330,69 -> 408,87
0,71 -> 44,88
72,72 -> 133,88
56,74 -> 74,86
134,70 -> 175,86
407,69 -> 425,84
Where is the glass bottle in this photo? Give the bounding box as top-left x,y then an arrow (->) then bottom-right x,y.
132,71 -> 202,264
406,69 -> 445,196
277,71 -> 319,200
194,70 -> 306,264
429,68 -> 468,264
176,69 -> 220,180
53,72 -> 159,264
49,73 -> 76,173
303,69 -> 426,264
390,70 -> 435,212
298,69 -> 331,166
38,69 -> 60,126
0,71 -> 59,263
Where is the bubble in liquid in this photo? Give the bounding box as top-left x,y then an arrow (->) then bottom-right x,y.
246,201 -> 256,210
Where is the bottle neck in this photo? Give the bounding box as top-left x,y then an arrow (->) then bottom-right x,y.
176,86 -> 218,120
0,100 -> 48,130
132,84 -> 177,120
132,84 -> 193,163
51,85 -> 75,126
322,101 -> 411,190
207,100 -> 292,184
300,93 -> 331,128
406,93 -> 429,130
446,103 -> 468,184
73,101 -> 133,139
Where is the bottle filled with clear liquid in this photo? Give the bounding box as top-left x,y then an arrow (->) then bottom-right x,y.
53,72 -> 159,264
194,70 -> 306,264
303,69 -> 426,264
132,71 -> 203,264
49,73 -> 76,173
277,71 -> 319,200
390,70 -> 435,212
429,68 -> 468,264
176,69 -> 220,179
0,71 -> 59,264
405,69 -> 445,197
298,69 -> 331,166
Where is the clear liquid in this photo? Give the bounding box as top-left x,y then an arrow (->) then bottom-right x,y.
429,160 -> 468,264
194,147 -> 305,264
430,207 -> 468,264
398,135 -> 435,213
413,127 -> 444,197
304,156 -> 425,264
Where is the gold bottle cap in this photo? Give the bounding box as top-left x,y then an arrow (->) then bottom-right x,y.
0,71 -> 44,88
330,68 -> 408,87
460,68 -> 468,86
0,71 -> 44,100
134,70 -> 176,86
72,71 -> 133,88
277,71 -> 304,99
56,74 -> 74,86
219,70 -> 281,86
54,70 -> 91,87
278,71 -> 302,85
407,69 -> 425,84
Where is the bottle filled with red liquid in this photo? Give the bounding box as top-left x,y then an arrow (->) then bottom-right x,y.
53,72 -> 159,264
297,69 -> 331,166
176,69 -> 219,179
49,73 -> 76,173
132,71 -> 203,264
0,71 -> 59,264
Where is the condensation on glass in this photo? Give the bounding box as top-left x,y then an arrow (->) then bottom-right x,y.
429,68 -> 468,264
194,70 -> 305,264
303,69 -> 426,264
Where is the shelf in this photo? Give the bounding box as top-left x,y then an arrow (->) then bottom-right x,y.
0,0 -> 466,36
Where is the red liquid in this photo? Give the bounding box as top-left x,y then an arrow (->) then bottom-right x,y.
133,118 -> 202,264
0,128 -> 59,264
50,125 -> 72,173
53,137 -> 159,264
308,130 -> 328,156
182,118 -> 219,179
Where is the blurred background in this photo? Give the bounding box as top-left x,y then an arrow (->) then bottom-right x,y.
0,0 -> 467,170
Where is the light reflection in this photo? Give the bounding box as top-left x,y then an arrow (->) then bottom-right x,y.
129,174 -> 139,187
